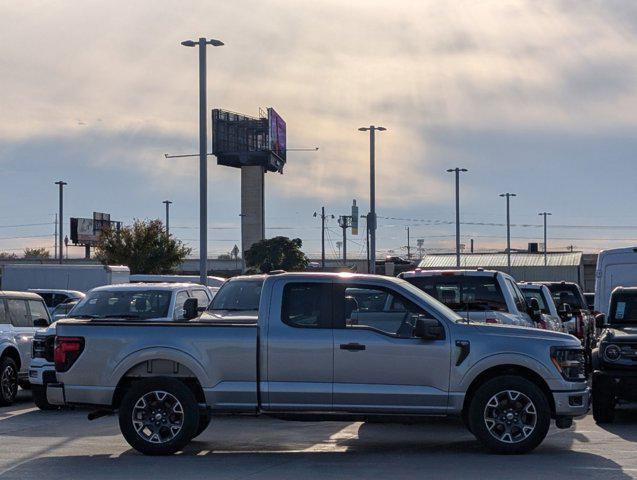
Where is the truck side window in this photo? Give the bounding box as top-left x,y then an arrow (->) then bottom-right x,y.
7,299 -> 31,327
340,285 -> 432,337
173,291 -> 190,320
281,283 -> 331,328
28,300 -> 49,323
507,280 -> 527,313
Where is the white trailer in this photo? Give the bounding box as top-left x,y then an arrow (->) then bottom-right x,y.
0,264 -> 129,292
594,246 -> 637,314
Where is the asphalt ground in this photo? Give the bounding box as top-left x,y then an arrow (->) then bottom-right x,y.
1,390 -> 636,479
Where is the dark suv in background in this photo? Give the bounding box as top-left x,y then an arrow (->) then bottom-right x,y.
592,287 -> 637,423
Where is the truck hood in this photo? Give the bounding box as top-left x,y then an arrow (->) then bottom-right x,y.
473,323 -> 579,345
602,327 -> 637,342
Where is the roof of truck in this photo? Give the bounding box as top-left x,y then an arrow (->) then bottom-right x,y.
88,283 -> 208,292
399,269 -> 503,278
0,290 -> 49,300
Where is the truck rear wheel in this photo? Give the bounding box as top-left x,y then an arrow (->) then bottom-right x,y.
467,375 -> 551,454
119,378 -> 199,455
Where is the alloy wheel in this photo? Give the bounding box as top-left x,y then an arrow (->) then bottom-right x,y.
1,364 -> 17,401
132,390 -> 184,444
483,390 -> 537,444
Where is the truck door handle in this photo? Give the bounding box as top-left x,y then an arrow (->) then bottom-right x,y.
340,343 -> 366,351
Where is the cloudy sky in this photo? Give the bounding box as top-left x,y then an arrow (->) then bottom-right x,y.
1,0 -> 637,258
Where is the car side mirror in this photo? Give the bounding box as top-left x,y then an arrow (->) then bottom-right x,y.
182,298 -> 199,320
527,298 -> 542,320
558,302 -> 572,320
595,313 -> 606,329
413,317 -> 445,340
33,318 -> 49,328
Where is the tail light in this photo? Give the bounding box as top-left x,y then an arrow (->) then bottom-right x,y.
54,336 -> 85,372
485,317 -> 499,324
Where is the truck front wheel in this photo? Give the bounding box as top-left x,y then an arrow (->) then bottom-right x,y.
467,375 -> 551,454
119,378 -> 199,455
592,388 -> 615,424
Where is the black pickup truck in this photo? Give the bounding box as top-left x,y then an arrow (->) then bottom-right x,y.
591,287 -> 637,423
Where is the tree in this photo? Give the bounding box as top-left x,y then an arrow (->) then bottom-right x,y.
95,219 -> 191,274
244,236 -> 309,273
0,252 -> 18,260
24,247 -> 50,259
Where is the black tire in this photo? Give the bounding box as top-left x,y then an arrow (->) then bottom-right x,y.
193,411 -> 211,439
0,357 -> 19,406
18,380 -> 31,390
592,385 -> 615,424
32,384 -> 57,410
118,377 -> 199,455
467,375 -> 551,454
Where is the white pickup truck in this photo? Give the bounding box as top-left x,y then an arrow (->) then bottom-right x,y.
48,273 -> 589,456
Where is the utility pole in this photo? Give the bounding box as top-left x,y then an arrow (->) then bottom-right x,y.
538,211 -> 552,266
358,125 -> 387,275
499,193 -> 517,273
181,36 -> 224,285
447,167 -> 468,268
405,226 -> 411,259
314,207 -> 333,269
163,200 -> 172,238
338,215 -> 351,265
470,238 -> 474,253
336,241 -> 342,259
54,181 -> 67,264
54,213 -> 58,260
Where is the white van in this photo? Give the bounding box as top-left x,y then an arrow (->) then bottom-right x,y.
594,246 -> 637,315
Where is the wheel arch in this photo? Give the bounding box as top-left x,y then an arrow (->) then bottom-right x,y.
0,344 -> 21,370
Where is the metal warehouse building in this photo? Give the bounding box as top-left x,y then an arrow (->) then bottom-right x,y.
417,252 -> 585,287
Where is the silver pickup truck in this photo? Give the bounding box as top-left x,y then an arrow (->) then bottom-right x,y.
48,272 -> 589,455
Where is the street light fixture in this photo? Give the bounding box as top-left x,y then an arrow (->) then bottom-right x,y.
54,181 -> 67,264
181,37 -> 224,285
499,193 -> 517,273
358,125 -> 387,274
446,167 -> 468,268
538,211 -> 552,266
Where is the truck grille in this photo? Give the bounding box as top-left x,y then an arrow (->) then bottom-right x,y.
620,344 -> 637,361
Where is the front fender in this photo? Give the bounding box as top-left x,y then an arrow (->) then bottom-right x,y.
108,346 -> 212,388
457,352 -> 561,391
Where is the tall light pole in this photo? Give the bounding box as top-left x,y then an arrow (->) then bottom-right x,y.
54,181 -> 67,264
181,37 -> 224,285
163,200 -> 172,238
405,226 -> 411,260
539,211 -> 552,266
358,125 -> 386,274
499,193 -> 517,273
446,167 -> 468,268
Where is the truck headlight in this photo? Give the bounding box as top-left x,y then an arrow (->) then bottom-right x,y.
603,344 -> 621,362
551,347 -> 586,382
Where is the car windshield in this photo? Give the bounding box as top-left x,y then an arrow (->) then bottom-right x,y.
209,280 -> 263,311
520,288 -> 549,314
608,292 -> 637,324
546,284 -> 586,311
404,275 -> 508,313
70,290 -> 171,320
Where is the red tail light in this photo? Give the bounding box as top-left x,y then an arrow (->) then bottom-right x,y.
54,336 -> 85,372
485,318 -> 499,324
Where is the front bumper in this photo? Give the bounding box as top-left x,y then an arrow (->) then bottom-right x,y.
28,361 -> 56,386
593,370 -> 637,401
552,387 -> 590,417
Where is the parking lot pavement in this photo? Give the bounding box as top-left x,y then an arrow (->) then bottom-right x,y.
1,391 -> 636,480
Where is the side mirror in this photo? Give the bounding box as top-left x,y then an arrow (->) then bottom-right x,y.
558,303 -> 572,320
182,298 -> 199,320
527,298 -> 542,321
413,317 -> 445,340
595,313 -> 606,329
33,318 -> 49,328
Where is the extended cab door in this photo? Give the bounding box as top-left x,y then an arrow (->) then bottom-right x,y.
332,281 -> 451,414
264,278 -> 334,411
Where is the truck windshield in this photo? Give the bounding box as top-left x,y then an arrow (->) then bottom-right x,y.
70,290 -> 171,320
608,292 -> 637,324
209,280 -> 263,311
403,275 -> 508,312
546,284 -> 586,311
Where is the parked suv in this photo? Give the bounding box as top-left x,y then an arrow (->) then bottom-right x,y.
591,287 -> 637,423
0,291 -> 50,405
29,283 -> 214,409
398,269 -> 538,327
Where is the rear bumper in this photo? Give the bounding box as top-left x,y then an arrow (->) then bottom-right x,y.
552,387 -> 590,417
45,382 -> 115,407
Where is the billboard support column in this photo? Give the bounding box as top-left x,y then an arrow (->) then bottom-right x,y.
241,166 -> 265,269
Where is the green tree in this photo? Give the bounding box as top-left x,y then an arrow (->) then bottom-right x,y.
244,236 -> 309,273
95,219 -> 191,274
0,252 -> 18,260
24,247 -> 50,259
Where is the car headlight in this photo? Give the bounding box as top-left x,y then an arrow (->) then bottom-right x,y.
551,347 -> 586,382
603,344 -> 621,362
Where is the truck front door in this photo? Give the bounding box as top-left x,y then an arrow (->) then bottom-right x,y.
265,279 -> 334,411
332,282 -> 451,414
